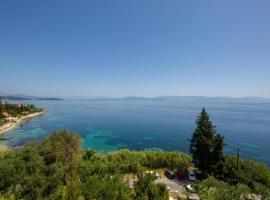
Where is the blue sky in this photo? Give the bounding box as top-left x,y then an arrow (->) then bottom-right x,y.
0,0 -> 269,97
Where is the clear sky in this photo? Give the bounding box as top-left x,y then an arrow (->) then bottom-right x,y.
0,0 -> 269,97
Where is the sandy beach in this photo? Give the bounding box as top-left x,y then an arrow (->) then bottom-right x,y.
0,109 -> 47,151
0,110 -> 47,136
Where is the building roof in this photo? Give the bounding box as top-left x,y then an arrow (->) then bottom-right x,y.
1,112 -> 11,118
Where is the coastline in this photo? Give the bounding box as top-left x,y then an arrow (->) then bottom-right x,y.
0,110 -> 47,150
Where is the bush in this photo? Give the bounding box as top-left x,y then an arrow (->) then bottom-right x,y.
197,177 -> 252,200
133,174 -> 168,200
82,149 -> 192,175
223,156 -> 270,188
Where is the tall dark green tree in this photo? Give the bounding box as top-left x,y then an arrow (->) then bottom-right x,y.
190,108 -> 225,175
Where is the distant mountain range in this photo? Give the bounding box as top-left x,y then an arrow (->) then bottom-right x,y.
0,93 -> 63,101
66,95 -> 270,102
1,93 -> 269,102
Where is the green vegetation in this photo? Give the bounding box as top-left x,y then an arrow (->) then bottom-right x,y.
222,156 -> 270,188
190,108 -> 225,176
189,108 -> 270,199
197,176 -> 270,200
133,174 -> 168,200
197,176 -> 252,200
82,149 -> 191,175
0,102 -> 43,118
0,119 -> 7,126
0,108 -> 269,199
0,130 -> 190,199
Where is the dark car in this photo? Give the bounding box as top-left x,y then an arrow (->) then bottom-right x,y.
164,169 -> 175,179
195,170 -> 204,180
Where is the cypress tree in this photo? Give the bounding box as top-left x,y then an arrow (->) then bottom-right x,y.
190,108 -> 224,175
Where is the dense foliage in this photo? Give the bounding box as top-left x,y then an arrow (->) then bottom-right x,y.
190,108 -> 225,175
222,156 -> 270,188
197,176 -> 252,200
0,128 -> 269,199
197,176 -> 270,200
0,119 -> 7,126
81,148 -> 191,176
0,102 -> 43,118
0,131 -> 190,199
133,174 -> 168,200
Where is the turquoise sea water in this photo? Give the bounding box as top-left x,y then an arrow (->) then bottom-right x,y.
1,98 -> 270,166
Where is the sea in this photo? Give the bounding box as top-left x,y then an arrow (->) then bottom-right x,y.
1,97 -> 270,166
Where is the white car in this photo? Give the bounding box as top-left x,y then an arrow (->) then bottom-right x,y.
186,183 -> 196,192
188,171 -> 196,181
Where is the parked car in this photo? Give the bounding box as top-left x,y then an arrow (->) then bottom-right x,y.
188,171 -> 196,181
195,170 -> 203,180
164,169 -> 175,179
177,168 -> 188,180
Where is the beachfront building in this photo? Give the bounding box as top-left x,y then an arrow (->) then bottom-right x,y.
15,104 -> 22,108
0,112 -> 12,121
1,112 -> 10,118
0,112 -> 19,122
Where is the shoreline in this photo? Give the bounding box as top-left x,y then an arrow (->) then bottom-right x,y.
0,109 -> 47,136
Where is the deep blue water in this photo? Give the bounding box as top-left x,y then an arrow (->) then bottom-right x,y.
1,99 -> 270,166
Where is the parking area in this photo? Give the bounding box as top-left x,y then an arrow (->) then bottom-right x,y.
124,169 -> 200,200
155,177 -> 187,199
156,177 -> 199,200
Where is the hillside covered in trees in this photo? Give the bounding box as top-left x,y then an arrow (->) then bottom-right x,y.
0,109 -> 269,199
0,130 -> 269,200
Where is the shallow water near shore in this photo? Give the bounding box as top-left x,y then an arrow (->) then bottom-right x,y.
1,98 -> 270,166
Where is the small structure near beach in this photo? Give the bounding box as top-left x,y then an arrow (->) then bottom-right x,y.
15,104 -> 22,108
1,112 -> 11,119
